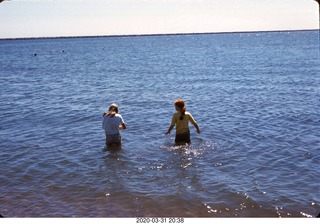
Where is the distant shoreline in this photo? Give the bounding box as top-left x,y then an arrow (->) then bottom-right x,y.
0,29 -> 318,41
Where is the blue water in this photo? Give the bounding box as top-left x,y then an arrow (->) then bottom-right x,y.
0,31 -> 319,217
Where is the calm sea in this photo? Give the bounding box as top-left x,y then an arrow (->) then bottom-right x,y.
0,30 -> 319,217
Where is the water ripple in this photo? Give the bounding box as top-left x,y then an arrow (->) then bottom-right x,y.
0,31 -> 319,217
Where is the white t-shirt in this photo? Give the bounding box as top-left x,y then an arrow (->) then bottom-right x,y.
102,114 -> 125,135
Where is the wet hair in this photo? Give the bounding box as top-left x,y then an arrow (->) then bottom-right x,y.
103,103 -> 119,117
174,99 -> 186,120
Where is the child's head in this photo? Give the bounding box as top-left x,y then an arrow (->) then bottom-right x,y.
108,103 -> 119,113
174,99 -> 186,120
104,103 -> 119,117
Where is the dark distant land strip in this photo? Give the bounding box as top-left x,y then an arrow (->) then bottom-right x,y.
0,29 -> 318,41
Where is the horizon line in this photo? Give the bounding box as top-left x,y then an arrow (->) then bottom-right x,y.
0,29 -> 318,41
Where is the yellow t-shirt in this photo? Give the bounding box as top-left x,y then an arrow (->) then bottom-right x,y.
171,112 -> 196,134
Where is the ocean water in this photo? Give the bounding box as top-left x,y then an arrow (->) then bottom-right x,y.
0,30 -> 319,217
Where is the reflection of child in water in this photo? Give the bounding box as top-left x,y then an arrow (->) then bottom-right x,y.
165,99 -> 201,144
102,104 -> 126,149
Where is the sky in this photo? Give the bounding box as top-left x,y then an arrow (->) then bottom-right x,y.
0,0 -> 318,39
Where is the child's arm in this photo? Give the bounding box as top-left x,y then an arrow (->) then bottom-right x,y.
119,123 -> 127,130
188,113 -> 201,134
165,124 -> 174,135
193,123 -> 201,134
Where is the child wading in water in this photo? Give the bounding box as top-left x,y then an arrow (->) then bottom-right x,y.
102,104 -> 126,149
165,99 -> 201,144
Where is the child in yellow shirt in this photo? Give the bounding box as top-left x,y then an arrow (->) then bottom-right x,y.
165,99 -> 201,144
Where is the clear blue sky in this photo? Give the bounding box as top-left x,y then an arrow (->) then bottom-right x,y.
0,0 -> 318,38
